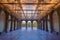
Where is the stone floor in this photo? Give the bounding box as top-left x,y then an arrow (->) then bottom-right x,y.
0,28 -> 60,40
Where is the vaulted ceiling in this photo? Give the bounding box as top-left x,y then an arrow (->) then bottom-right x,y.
0,0 -> 60,20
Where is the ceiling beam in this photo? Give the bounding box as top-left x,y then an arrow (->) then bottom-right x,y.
10,9 -> 50,11
16,0 -> 26,19
36,0 -> 43,19
0,3 -> 57,5
37,2 -> 60,20
31,0 -> 43,19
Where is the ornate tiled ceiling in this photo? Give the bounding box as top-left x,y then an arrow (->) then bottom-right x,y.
0,0 -> 60,20
20,0 -> 38,3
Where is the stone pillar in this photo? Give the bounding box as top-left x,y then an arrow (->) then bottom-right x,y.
14,18 -> 18,30
17,20 -> 19,29
41,20 -> 43,30
43,16 -> 48,31
43,19 -> 45,30
39,21 -> 42,29
31,21 -> 33,30
16,20 -> 18,29
45,16 -> 48,31
26,21 -> 27,30
10,15 -> 13,31
56,8 -> 60,33
58,12 -> 60,33
44,17 -> 47,31
14,18 -> 16,30
49,13 -> 54,33
58,13 -> 60,33
4,12 -> 9,32
15,19 -> 17,29
37,20 -> 40,29
12,17 -> 15,31
19,21 -> 21,29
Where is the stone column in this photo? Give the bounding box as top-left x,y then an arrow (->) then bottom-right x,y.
41,20 -> 43,30
56,8 -> 60,33
14,18 -> 16,30
14,19 -> 17,30
17,20 -> 18,29
45,16 -> 48,31
10,15 -> 13,31
19,21 -> 21,29
16,20 -> 18,29
31,21 -> 33,30
43,16 -> 48,31
39,21 -> 42,29
37,20 -> 40,29
26,21 -> 27,30
58,12 -> 60,33
12,17 -> 15,31
42,19 -> 45,30
49,13 -> 54,33
15,19 -> 17,29
4,12 -> 9,32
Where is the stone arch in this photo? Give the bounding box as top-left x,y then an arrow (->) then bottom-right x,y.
52,11 -> 59,32
21,21 -> 26,27
27,21 -> 31,30
0,11 -> 6,33
33,20 -> 38,30
7,15 -> 11,32
21,21 -> 26,30
47,15 -> 51,32
33,21 -> 37,27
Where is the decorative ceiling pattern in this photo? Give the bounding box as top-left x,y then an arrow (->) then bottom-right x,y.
0,0 -> 60,20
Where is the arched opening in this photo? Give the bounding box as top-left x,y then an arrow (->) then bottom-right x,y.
47,15 -> 51,32
33,21 -> 37,30
52,11 -> 59,33
0,11 -> 5,33
27,21 -> 31,30
7,15 -> 11,32
21,21 -> 26,30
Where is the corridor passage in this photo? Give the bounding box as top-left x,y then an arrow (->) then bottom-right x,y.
0,28 -> 60,40
0,0 -> 60,40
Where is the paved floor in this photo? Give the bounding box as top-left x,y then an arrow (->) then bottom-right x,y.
0,29 -> 60,40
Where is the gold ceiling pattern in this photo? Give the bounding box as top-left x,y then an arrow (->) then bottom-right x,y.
0,0 -> 60,20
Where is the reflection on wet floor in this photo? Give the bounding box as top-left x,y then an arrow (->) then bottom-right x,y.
0,27 -> 60,40
21,27 -> 37,31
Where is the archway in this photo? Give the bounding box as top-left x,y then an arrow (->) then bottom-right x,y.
33,21 -> 37,30
47,15 -> 51,32
52,11 -> 59,33
0,11 -> 5,33
7,15 -> 11,32
21,21 -> 26,30
27,21 -> 31,30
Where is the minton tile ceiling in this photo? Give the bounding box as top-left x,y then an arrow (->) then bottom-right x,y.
0,0 -> 60,20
